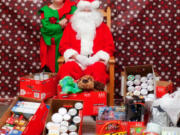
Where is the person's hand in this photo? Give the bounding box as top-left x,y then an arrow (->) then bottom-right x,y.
59,18 -> 68,28
88,55 -> 100,65
75,55 -> 89,67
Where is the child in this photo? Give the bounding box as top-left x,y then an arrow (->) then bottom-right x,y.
39,0 -> 77,72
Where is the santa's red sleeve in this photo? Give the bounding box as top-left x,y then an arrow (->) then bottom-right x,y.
94,23 -> 115,64
59,24 -> 78,62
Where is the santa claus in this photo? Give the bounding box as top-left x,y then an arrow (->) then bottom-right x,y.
58,0 -> 115,90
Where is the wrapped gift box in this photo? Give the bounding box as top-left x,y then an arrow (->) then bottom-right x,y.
96,120 -> 145,135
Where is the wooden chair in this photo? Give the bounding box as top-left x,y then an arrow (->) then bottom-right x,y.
57,7 -> 115,106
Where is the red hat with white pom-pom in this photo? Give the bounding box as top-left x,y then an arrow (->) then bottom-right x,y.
77,0 -> 100,10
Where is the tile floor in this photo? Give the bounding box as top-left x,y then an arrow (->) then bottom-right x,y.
82,116 -> 96,135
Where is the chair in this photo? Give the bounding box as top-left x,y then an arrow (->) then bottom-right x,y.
57,7 -> 115,106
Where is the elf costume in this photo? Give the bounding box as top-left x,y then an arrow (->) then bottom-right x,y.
39,0 -> 77,72
58,0 -> 115,86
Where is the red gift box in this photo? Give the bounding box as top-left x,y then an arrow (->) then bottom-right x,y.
96,120 -> 145,135
156,81 -> 173,98
0,96 -> 49,135
20,73 -> 58,99
57,85 -> 107,116
96,120 -> 128,135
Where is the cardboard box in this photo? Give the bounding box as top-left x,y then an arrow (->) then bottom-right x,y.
156,81 -> 173,98
43,99 -> 83,135
121,64 -> 160,98
20,72 -> 58,99
57,85 -> 107,116
0,96 -> 49,135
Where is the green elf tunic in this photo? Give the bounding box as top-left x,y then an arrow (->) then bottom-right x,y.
39,0 -> 77,72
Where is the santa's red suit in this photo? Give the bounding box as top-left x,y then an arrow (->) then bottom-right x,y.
58,0 -> 115,85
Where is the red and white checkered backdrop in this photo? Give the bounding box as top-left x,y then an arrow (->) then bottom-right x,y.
0,0 -> 179,99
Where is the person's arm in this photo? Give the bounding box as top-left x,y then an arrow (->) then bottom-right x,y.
65,6 -> 77,20
41,14 -> 63,36
59,6 -> 77,30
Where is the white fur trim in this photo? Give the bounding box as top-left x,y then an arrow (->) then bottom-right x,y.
77,1 -> 91,10
95,50 -> 110,64
77,0 -> 100,10
80,38 -> 93,56
63,49 -> 78,62
91,1 -> 100,9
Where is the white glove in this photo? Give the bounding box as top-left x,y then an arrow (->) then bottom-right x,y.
88,55 -> 100,65
76,55 -> 89,67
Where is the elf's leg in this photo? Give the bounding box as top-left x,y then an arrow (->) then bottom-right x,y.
40,37 -> 47,71
58,61 -> 84,80
84,62 -> 109,90
40,37 -> 56,72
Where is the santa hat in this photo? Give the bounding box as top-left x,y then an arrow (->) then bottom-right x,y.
77,0 -> 100,10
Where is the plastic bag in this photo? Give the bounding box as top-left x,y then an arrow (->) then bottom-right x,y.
152,90 -> 180,126
151,106 -> 170,126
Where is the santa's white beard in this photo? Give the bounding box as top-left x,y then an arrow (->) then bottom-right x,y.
71,9 -> 103,56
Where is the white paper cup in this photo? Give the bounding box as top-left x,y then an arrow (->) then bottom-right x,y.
147,73 -> 153,79
134,79 -> 141,86
58,107 -> 67,116
68,108 -> 78,116
135,86 -> 142,91
63,114 -> 71,121
68,125 -> 77,132
52,113 -> 63,123
141,77 -> 147,83
75,102 -> 83,110
43,74 -> 49,80
135,74 -> 141,80
128,86 -> 135,92
141,83 -> 148,89
147,85 -> 154,91
141,89 -> 148,95
73,116 -> 81,124
127,80 -> 134,86
34,74 -> 40,80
